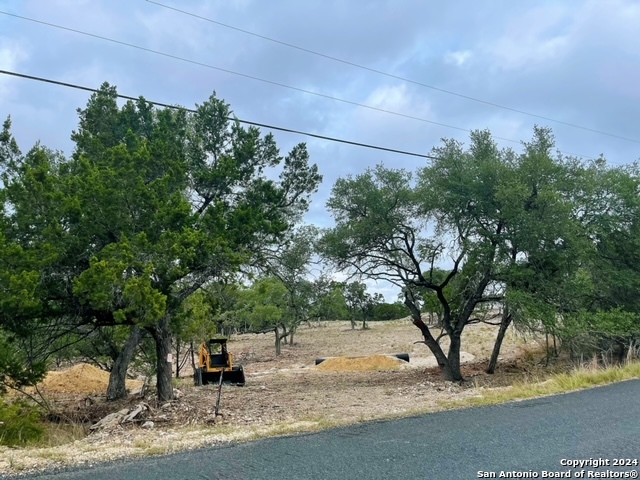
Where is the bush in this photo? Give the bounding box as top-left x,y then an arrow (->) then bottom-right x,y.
559,310 -> 640,364
371,303 -> 407,321
0,400 -> 44,446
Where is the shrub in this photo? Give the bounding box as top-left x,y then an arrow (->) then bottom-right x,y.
0,400 -> 44,446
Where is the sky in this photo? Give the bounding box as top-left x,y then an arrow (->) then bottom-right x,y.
1,0 -> 639,301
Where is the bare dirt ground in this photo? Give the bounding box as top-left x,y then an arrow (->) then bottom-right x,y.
0,319 -> 550,476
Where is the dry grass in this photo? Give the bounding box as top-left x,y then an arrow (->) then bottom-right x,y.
38,422 -> 89,448
445,360 -> 640,409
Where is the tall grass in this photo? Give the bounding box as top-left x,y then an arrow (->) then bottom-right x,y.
37,422 -> 88,448
447,360 -> 640,409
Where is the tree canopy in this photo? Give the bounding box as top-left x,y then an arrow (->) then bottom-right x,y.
319,127 -> 624,380
0,84 -> 321,401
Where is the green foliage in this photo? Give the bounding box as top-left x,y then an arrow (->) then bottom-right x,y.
583,164 -> 640,311
371,302 -> 407,321
239,277 -> 290,332
559,309 -> 640,358
174,290 -> 216,342
49,324 -> 152,374
549,161 -> 640,357
201,281 -> 244,335
320,127 -> 600,380
0,400 -> 43,446
309,277 -> 349,321
0,84 -> 321,400
0,329 -> 46,394
261,226 -> 317,326
341,281 -> 384,327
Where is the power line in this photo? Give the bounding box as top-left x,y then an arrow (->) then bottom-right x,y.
0,12 -> 594,158
146,0 -> 640,146
0,69 -> 438,160
0,10 -> 536,150
0,11 -> 474,135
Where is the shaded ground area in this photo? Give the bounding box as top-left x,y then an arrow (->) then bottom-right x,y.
1,319 -> 551,475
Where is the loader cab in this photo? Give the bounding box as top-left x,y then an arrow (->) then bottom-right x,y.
207,338 -> 230,367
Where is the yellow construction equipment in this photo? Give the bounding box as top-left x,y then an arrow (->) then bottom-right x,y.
194,338 -> 246,386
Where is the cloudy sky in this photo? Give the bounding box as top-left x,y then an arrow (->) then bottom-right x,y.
1,0 -> 639,299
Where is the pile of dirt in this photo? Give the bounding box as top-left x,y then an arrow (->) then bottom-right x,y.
316,355 -> 404,372
38,363 -> 143,395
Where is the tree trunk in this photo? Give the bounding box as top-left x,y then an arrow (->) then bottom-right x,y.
106,325 -> 143,401
190,341 -> 197,373
274,325 -> 282,356
487,309 -> 512,374
175,337 -> 181,378
350,318 -> 356,330
545,332 -> 551,366
616,340 -> 626,364
152,315 -> 174,403
446,333 -> 464,381
404,296 -> 457,380
289,327 -> 295,346
274,324 -> 291,355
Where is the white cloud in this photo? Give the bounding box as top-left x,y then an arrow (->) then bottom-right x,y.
444,50 -> 472,67
0,41 -> 24,69
572,0 -> 640,55
342,83 -> 437,155
365,83 -> 415,112
58,61 -> 121,91
0,38 -> 28,101
345,82 -> 435,137
483,4 -> 573,71
491,35 -> 569,71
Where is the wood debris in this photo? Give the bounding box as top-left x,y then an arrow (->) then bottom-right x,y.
89,403 -> 150,431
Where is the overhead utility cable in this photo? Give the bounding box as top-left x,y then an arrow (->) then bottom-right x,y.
0,69 -> 438,160
0,10 -> 548,149
146,0 -> 640,145
0,12 -> 594,157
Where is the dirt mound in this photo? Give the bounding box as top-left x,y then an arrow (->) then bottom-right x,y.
316,355 -> 404,372
38,363 -> 143,395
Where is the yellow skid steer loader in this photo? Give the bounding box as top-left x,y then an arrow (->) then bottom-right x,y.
194,338 -> 246,386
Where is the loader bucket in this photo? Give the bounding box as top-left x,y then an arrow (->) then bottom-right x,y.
202,366 -> 246,386
226,366 -> 246,386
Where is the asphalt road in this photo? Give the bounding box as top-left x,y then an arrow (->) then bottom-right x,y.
9,379 -> 640,480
